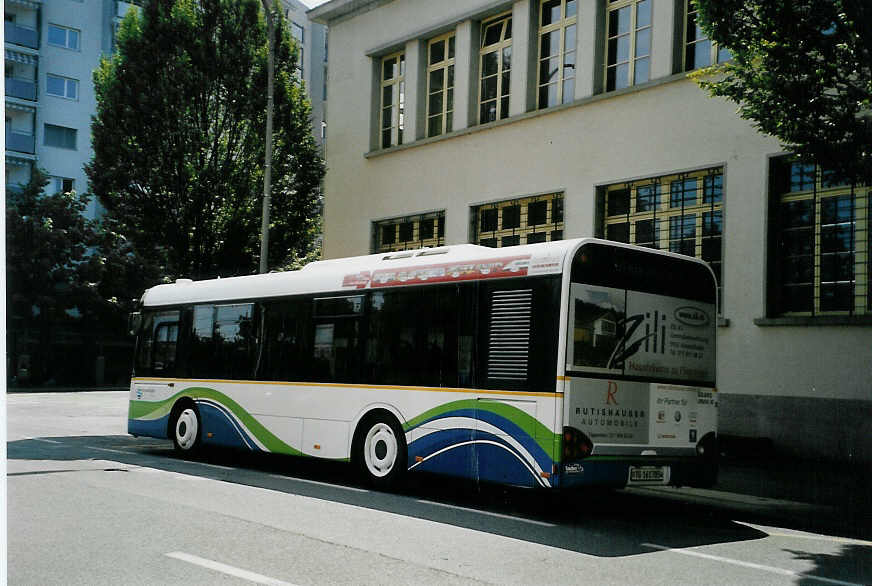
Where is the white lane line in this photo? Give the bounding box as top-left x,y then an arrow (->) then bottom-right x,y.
28,437 -> 62,444
736,522 -> 872,546
642,543 -> 863,586
89,447 -> 133,455
166,551 -> 297,586
190,461 -> 235,471
268,473 -> 369,493
416,499 -> 556,528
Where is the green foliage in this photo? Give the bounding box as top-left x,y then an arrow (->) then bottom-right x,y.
87,0 -> 325,281
6,169 -> 97,324
693,0 -> 872,183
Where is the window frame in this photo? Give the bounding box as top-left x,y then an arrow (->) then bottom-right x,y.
537,0 -> 577,109
683,0 -> 731,71
43,123 -> 77,150
769,158 -> 870,317
426,32 -> 456,137
46,73 -> 79,100
479,12 -> 513,124
47,24 -> 80,51
372,211 -> 446,253
379,51 -> 405,149
604,0 -> 652,92
600,167 -> 725,312
472,192 -> 565,248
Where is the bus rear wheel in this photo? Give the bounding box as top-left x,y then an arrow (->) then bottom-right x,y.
354,413 -> 407,489
172,403 -> 202,456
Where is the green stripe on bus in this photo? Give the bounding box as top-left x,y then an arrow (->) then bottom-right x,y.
130,387 -> 301,456
403,399 -> 558,454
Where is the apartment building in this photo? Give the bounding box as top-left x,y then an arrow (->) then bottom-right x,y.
5,0 -> 327,213
310,0 -> 872,462
5,0 -> 327,388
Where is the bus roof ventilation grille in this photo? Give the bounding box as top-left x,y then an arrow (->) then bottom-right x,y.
487,289 -> 532,383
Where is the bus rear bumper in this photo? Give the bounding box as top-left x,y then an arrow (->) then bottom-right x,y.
559,457 -> 718,489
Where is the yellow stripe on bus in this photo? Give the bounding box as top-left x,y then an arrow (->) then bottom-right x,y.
131,377 -> 563,398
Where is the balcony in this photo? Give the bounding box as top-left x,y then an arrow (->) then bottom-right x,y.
6,131 -> 35,154
5,77 -> 37,101
4,22 -> 39,49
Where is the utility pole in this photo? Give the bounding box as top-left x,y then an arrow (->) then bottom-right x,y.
259,0 -> 275,274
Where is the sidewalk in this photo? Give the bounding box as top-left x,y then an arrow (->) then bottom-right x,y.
631,454 -> 872,539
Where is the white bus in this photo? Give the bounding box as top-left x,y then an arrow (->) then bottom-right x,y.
128,238 -> 718,489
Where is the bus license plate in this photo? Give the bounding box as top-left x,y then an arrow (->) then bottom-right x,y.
628,466 -> 669,484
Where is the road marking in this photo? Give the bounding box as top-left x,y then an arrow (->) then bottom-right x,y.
89,447 -> 132,455
166,552 -> 297,586
268,474 -> 369,493
190,461 -> 236,471
26,437 -> 61,445
642,543 -> 863,586
416,499 -> 556,527
737,522 -> 872,546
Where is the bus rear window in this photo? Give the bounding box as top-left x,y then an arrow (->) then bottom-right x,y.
568,244 -> 716,385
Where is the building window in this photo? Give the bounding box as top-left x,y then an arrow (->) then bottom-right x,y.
291,22 -> 304,78
380,52 -> 405,149
427,33 -> 455,137
47,24 -> 80,50
604,0 -> 651,92
44,123 -> 77,149
473,193 -> 565,248
479,13 -> 512,124
769,158 -> 870,316
50,176 -> 75,194
683,1 -> 731,71
373,211 -> 445,253
46,74 -> 78,100
601,167 -> 724,310
537,0 -> 576,109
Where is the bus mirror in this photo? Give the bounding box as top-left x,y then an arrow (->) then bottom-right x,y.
128,312 -> 142,336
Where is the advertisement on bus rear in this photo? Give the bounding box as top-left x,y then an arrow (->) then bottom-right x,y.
567,284 -> 715,384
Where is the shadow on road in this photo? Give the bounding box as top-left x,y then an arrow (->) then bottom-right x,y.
9,434 -> 771,558
789,544 -> 872,586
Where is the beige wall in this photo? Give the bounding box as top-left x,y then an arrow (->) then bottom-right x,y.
317,0 -> 872,458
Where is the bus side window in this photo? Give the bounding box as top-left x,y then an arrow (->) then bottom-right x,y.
313,296 -> 363,383
153,322 -> 179,374
260,297 -> 312,382
214,304 -> 255,379
189,304 -> 215,378
135,310 -> 181,376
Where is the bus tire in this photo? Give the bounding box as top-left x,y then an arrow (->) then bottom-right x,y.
171,401 -> 202,456
353,412 -> 407,490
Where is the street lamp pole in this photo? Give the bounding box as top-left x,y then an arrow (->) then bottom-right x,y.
259,0 -> 275,274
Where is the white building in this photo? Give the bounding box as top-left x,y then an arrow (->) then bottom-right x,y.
310,0 -> 872,462
5,0 -> 328,215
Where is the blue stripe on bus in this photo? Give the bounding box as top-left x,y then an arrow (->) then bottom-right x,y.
197,400 -> 263,452
128,415 -> 170,438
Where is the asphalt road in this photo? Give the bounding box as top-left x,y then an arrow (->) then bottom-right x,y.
7,391 -> 872,585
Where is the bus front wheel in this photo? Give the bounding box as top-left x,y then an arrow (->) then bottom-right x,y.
354,413 -> 407,489
172,403 -> 202,456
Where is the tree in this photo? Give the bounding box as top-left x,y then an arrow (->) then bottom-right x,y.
87,0 -> 325,281
6,169 -> 99,383
694,0 -> 872,183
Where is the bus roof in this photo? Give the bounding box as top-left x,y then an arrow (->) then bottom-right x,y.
141,239 -> 587,307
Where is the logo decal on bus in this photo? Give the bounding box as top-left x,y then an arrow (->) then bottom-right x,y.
674,306 -> 710,327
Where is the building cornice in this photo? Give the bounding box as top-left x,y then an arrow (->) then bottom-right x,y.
307,0 -> 388,25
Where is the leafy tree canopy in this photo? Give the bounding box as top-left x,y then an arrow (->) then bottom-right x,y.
87,0 -> 325,281
694,0 -> 872,183
6,169 -> 98,325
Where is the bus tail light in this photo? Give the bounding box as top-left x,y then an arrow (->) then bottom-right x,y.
696,432 -> 718,460
563,427 -> 593,461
